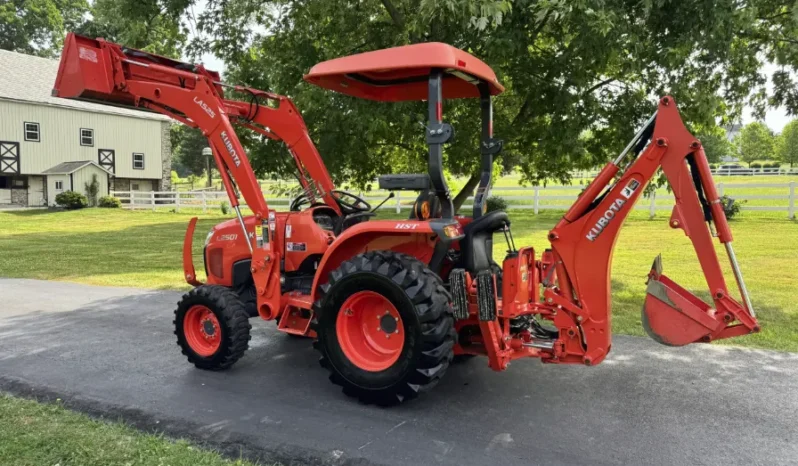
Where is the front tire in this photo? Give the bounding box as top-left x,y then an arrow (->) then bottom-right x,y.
175,285 -> 251,370
314,251 -> 455,406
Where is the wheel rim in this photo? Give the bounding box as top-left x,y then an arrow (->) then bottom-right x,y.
184,305 -> 221,357
335,291 -> 404,372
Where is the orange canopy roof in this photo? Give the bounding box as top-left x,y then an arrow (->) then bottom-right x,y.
303,42 -> 504,102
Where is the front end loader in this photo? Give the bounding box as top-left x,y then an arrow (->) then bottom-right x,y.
54,34 -> 759,405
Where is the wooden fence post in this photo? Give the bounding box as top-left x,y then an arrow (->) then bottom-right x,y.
789,181 -> 795,220
717,182 -> 724,196
649,191 -> 657,219
151,191 -> 156,211
175,192 -> 180,212
533,187 -> 540,215
395,192 -> 401,214
202,191 -> 207,213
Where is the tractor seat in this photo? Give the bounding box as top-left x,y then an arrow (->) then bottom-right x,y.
459,210 -> 510,274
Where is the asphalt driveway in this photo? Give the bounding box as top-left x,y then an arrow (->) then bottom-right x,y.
1,278 -> 796,465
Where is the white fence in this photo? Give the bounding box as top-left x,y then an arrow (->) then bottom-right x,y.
112,181 -> 797,219
572,167 -> 798,179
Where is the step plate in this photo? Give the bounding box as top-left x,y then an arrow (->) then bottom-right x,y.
476,270 -> 497,321
449,268 -> 469,320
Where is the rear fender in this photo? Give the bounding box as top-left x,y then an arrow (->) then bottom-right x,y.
183,217 -> 203,286
310,220 -> 437,302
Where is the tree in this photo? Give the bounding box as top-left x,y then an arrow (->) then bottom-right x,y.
776,120 -> 798,168
697,128 -> 735,164
735,122 -> 776,166
171,124 -> 211,177
75,0 -> 189,57
0,0 -> 89,57
187,0 -> 798,208
84,173 -> 100,207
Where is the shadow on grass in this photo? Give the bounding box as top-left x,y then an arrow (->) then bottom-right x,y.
1,208 -> 60,217
0,219 -> 219,289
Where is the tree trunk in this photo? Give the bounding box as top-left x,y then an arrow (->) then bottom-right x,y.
206,155 -> 212,188
452,173 -> 481,213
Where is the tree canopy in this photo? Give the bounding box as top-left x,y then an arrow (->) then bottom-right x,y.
187,0 -> 798,190
776,119 -> 798,167
697,129 -> 735,164
0,0 -> 89,57
735,121 -> 776,166
5,0 -> 798,193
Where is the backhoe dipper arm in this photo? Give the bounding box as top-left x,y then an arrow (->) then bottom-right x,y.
547,96 -> 759,365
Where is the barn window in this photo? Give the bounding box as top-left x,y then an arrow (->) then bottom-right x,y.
131,183 -> 140,190
133,153 -> 145,170
24,122 -> 40,142
11,177 -> 26,188
80,128 -> 94,146
55,181 -> 63,190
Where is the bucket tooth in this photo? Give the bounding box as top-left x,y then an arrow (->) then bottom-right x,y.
448,268 -> 469,320
476,269 -> 497,321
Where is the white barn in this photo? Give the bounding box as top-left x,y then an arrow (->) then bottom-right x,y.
0,49 -> 172,207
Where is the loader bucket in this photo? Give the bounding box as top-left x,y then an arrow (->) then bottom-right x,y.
642,256 -> 724,346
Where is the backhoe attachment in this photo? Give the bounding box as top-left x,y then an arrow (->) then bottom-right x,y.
544,96 -> 760,365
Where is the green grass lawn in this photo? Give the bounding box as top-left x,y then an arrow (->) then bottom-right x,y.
0,395 -> 259,466
0,207 -> 796,351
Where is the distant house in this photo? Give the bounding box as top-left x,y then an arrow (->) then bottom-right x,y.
722,123 -> 743,162
0,49 -> 172,207
725,123 -> 743,142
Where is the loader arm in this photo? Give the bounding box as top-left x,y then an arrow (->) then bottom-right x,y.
52,33 -> 336,318
546,96 -> 759,365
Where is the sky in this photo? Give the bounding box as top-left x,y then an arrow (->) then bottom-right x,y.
184,2 -> 793,133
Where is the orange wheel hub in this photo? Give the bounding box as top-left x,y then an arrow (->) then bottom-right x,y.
184,305 -> 221,357
335,291 -> 404,372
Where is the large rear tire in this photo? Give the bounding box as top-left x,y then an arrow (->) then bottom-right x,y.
175,285 -> 251,370
314,251 -> 455,406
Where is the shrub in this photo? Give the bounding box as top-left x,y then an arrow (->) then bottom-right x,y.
98,195 -> 122,208
720,195 -> 745,219
84,174 -> 100,206
220,200 -> 230,215
486,196 -> 509,212
55,191 -> 88,210
750,162 -> 762,169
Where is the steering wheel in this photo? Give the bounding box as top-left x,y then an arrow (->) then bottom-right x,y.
333,190 -> 371,215
289,193 -> 311,212
290,190 -> 372,214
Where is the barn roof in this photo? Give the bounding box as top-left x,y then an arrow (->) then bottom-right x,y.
0,49 -> 170,121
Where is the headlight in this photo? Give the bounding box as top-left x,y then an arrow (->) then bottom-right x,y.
204,229 -> 214,246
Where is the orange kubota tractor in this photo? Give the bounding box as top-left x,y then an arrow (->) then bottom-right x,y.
54,34 -> 759,405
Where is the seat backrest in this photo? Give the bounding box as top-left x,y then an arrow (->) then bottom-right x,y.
458,210 -> 510,273
409,191 -> 442,220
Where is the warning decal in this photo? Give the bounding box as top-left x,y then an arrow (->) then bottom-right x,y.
286,242 -> 307,252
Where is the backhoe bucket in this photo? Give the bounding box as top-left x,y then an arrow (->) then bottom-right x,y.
642,256 -> 724,346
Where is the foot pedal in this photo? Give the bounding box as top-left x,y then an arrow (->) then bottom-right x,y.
476,270 -> 497,321
449,268 -> 469,320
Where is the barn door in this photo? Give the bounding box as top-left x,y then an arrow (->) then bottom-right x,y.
0,141 -> 20,174
98,149 -> 115,173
